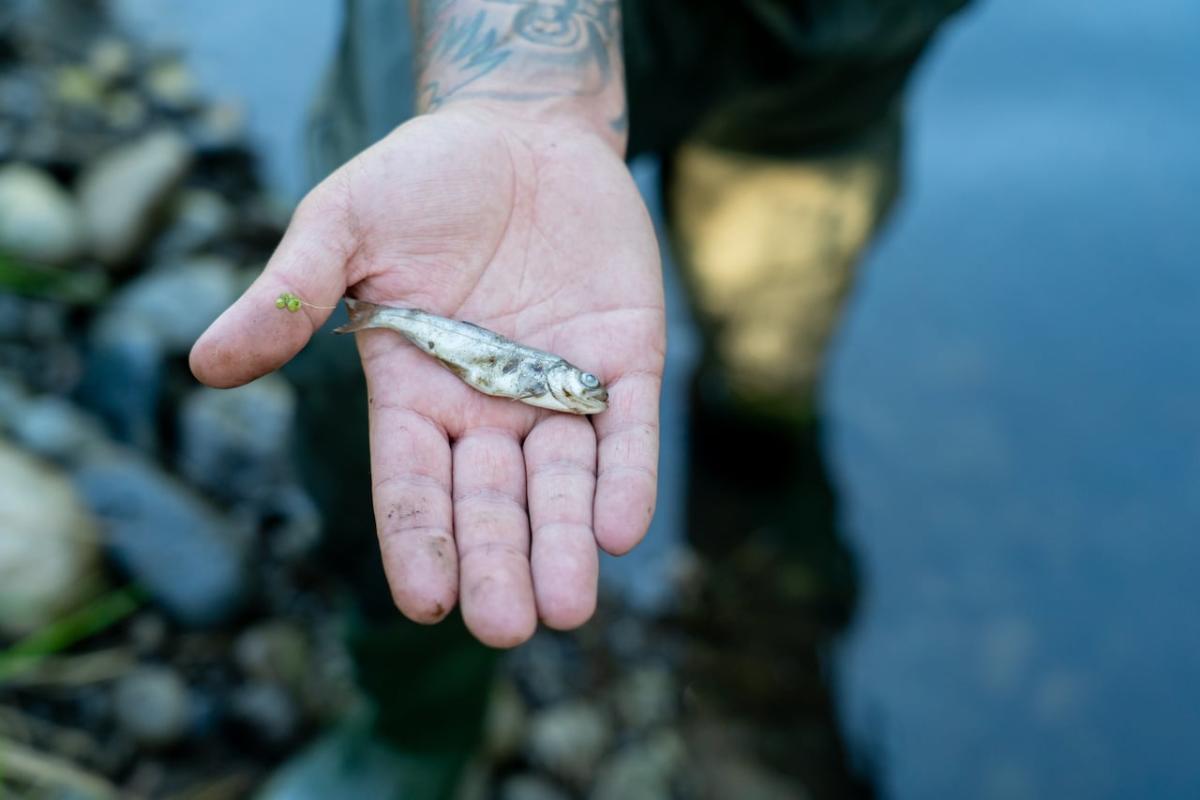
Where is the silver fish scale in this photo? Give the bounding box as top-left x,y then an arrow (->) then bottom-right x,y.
334,298 -> 609,415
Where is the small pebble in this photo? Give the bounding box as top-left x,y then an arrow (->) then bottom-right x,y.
526,701 -> 612,785
230,681 -> 300,745
113,666 -> 191,748
499,774 -> 571,800
88,38 -> 134,85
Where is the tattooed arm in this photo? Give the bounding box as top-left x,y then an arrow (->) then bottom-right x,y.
414,0 -> 627,150
193,0 -> 664,647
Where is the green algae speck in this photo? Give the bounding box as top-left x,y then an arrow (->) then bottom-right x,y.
275,292 -> 303,312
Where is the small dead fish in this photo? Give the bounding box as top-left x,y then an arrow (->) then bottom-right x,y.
333,298 -> 608,415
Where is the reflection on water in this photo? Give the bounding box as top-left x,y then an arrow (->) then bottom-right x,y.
828,0 -> 1200,797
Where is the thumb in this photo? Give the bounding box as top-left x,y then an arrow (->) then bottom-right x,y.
189,186 -> 355,388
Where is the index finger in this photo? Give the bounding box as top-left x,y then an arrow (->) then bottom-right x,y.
592,369 -> 661,555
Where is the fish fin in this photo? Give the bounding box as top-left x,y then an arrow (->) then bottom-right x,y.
332,297 -> 381,334
434,357 -> 470,381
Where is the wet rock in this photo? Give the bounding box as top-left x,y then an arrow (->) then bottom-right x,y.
7,393 -> 112,465
14,0 -> 107,52
154,189 -> 235,257
483,678 -> 529,761
686,721 -> 810,800
454,758 -> 491,800
54,64 -> 105,111
499,775 -> 571,800
508,631 -> 590,706
234,622 -> 310,690
0,121 -> 17,163
82,314 -> 163,450
1,301 -> 84,396
230,681 -> 300,745
612,666 -> 677,731
106,255 -> 240,351
0,70 -> 45,126
0,372 -> 30,420
87,37 -> 135,86
113,666 -> 191,748
256,721 -> 444,800
0,441 -> 104,636
590,731 -> 685,800
77,130 -> 192,264
188,101 -> 246,152
605,615 -> 651,663
144,58 -> 199,112
81,256 -> 239,448
0,163 -> 85,265
178,373 -> 296,501
526,702 -> 612,785
128,612 -> 169,656
75,451 -> 248,625
261,485 -> 323,560
105,90 -> 148,132
693,757 -> 807,800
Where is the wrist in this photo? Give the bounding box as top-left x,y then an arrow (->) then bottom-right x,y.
423,97 -> 627,158
413,0 -> 627,156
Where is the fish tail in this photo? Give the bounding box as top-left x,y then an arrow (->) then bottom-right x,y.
332,298 -> 416,334
332,298 -> 380,334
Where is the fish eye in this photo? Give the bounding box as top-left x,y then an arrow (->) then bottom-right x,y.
580,372 -> 599,388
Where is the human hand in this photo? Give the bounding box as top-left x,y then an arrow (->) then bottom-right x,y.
189,108 -> 665,647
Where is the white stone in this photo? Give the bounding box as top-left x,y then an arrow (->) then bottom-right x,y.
77,130 -> 192,264
0,164 -> 85,265
0,441 -> 103,636
525,702 -> 612,785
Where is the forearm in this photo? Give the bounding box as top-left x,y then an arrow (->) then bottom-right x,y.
411,0 -> 626,152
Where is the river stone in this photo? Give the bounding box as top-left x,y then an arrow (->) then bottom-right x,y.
0,441 -> 104,635
0,372 -> 30,420
87,37 -> 134,86
106,255 -> 240,351
500,775 -> 571,800
525,701 -> 612,785
483,677 -> 529,761
177,372 -> 296,500
105,90 -> 148,132
189,101 -> 247,152
7,393 -> 112,465
234,622 -> 310,689
590,732 -> 686,800
0,163 -> 85,265
260,485 -> 323,560
80,256 -> 239,450
77,130 -> 192,265
0,70 -> 44,126
75,451 -> 248,625
144,58 -> 199,112
256,721 -> 458,800
612,665 -> 677,731
230,680 -> 300,745
153,189 -> 235,257
113,666 -> 191,748
82,314 -> 163,451
54,65 -> 105,110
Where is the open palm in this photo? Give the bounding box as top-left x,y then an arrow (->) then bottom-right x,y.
190,109 -> 665,647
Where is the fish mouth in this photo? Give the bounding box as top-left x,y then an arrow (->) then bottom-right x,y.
578,388 -> 608,413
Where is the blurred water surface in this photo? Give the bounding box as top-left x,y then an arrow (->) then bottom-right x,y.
828,0 -> 1200,797
112,0 -> 1200,797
